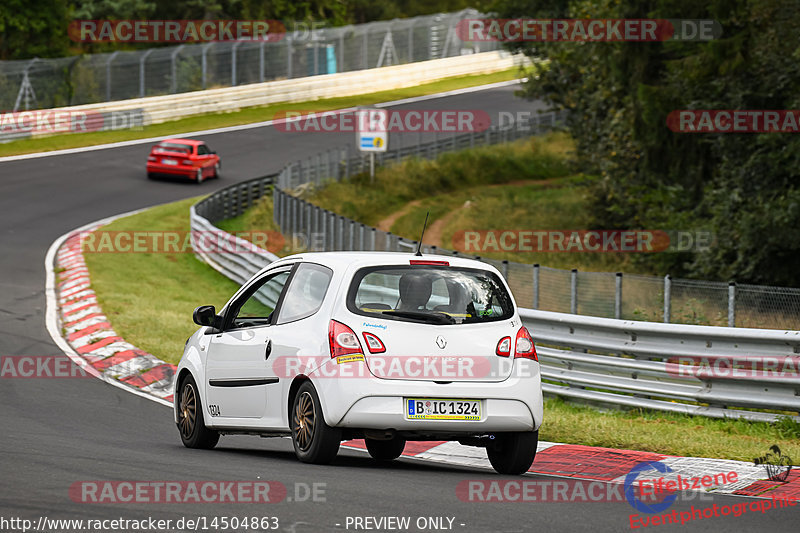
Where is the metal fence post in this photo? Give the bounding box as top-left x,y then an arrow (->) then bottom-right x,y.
728,282 -> 736,327
287,37 -> 293,78
359,224 -> 365,250
232,42 -> 242,86
570,269 -> 578,314
532,264 -> 539,309
385,232 -> 393,251
349,220 -> 355,250
615,272 -> 622,320
139,49 -> 154,97
259,41 -> 266,82
106,51 -> 119,101
664,275 -> 672,323
370,228 -> 377,251
201,43 -> 211,89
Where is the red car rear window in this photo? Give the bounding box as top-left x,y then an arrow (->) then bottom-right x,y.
153,142 -> 192,154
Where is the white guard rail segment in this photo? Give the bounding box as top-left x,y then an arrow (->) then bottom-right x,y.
26,51 -> 528,137
189,202 -> 800,423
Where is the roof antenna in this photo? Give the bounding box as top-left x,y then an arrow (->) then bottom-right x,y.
414,211 -> 429,256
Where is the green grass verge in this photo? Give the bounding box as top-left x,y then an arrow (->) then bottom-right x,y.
1,68 -> 523,158
82,195 -> 800,460
82,197 -> 242,364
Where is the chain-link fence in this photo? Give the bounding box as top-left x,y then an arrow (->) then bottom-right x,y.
0,10 -> 498,111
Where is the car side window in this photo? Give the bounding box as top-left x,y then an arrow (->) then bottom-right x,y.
228,270 -> 291,329
276,263 -> 333,325
197,144 -> 208,155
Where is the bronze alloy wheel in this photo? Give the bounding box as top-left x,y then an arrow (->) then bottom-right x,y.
293,391 -> 316,452
179,381 -> 197,440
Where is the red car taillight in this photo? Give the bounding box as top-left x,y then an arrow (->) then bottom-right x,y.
514,327 -> 537,361
182,159 -> 193,165
495,336 -> 511,357
362,332 -> 385,353
328,320 -> 363,358
147,156 -> 156,162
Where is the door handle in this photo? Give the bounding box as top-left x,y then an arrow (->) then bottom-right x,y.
265,339 -> 272,359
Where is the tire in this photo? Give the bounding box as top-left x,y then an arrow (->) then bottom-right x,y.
486,431 -> 538,475
291,381 -> 341,464
195,168 -> 204,184
366,438 -> 406,461
213,162 -> 221,179
176,375 -> 220,449
147,172 -> 155,180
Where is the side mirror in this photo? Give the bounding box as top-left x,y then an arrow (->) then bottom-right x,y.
193,305 -> 221,328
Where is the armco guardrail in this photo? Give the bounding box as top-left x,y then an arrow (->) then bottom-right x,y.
2,50 -> 528,143
189,151 -> 800,423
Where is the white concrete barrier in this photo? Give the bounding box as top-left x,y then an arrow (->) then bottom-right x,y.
27,51 -> 529,138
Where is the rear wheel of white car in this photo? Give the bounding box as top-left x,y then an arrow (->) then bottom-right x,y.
291,381 -> 341,464
366,438 -> 406,461
486,431 -> 538,475
177,375 -> 219,449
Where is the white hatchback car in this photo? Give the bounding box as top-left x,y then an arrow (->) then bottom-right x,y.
174,252 -> 543,474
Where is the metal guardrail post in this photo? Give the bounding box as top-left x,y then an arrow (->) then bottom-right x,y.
349,220 -> 355,250
359,224 -> 365,250
370,228 -> 376,251
232,42 -> 242,86
615,272 -> 622,319
664,275 -> 672,323
502,260 -> 509,281
533,264 -> 539,309
570,269 -> 578,314
728,282 -> 736,327
385,232 -> 393,252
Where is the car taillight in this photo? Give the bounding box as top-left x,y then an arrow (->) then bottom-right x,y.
362,332 -> 385,353
328,320 -> 363,358
147,156 -> 156,161
514,327 -> 537,361
409,260 -> 449,266
495,336 -> 511,357
182,159 -> 193,165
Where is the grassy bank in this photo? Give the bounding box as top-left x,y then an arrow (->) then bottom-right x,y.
81,196 -> 800,460
1,68 -> 522,158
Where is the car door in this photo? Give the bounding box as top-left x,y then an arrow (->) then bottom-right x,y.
204,267 -> 293,420
196,143 -> 213,170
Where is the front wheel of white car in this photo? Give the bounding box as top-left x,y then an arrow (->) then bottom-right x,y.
177,375 -> 220,449
486,431 -> 538,475
291,381 -> 341,464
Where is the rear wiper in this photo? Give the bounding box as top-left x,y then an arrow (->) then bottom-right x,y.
382,310 -> 455,324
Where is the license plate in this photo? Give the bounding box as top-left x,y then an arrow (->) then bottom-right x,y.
405,398 -> 481,421
162,159 -> 178,165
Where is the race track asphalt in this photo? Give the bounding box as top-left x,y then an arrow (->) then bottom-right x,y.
1,83 -> 796,532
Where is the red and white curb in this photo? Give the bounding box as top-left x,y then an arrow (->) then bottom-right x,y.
46,212 -> 175,408
46,218 -> 797,502
341,440 -> 799,501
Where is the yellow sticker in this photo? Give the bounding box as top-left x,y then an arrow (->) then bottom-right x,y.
337,353 -> 365,364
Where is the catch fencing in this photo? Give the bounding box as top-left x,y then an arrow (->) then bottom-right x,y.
1,9 -> 496,111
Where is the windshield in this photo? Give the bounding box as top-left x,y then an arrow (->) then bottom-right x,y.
347,265 -> 514,325
154,142 -> 192,154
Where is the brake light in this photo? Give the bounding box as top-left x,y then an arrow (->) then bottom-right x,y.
495,336 -> 511,357
514,327 -> 537,361
147,156 -> 156,162
328,320 -> 363,358
409,260 -> 449,266
362,332 -> 386,353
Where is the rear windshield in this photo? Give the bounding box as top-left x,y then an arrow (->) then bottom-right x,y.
347,265 -> 514,325
153,142 -> 192,154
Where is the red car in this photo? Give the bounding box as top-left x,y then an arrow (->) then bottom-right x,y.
146,138 -> 220,183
